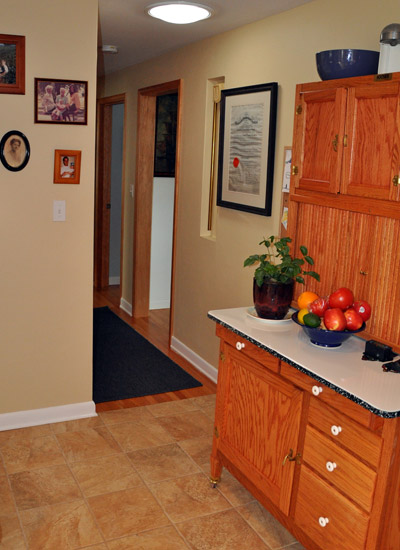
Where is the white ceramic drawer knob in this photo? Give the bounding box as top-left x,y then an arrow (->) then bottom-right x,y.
326,461 -> 337,472
235,341 -> 245,351
331,425 -> 342,436
318,517 -> 330,528
312,385 -> 323,396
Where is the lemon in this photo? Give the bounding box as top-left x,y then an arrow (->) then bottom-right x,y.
303,313 -> 321,328
297,308 -> 309,325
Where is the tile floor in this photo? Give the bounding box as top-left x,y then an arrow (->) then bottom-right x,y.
0,395 -> 305,549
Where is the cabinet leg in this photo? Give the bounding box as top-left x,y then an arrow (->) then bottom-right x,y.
209,455 -> 222,488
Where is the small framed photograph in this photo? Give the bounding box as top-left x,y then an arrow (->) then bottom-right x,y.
0,34 -> 25,95
35,78 -> 88,124
217,82 -> 278,216
54,150 -> 81,184
0,130 -> 30,171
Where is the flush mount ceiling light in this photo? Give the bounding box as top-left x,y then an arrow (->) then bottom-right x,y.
146,2 -> 213,24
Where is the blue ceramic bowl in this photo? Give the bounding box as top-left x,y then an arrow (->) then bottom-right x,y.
316,49 -> 379,80
292,311 -> 365,348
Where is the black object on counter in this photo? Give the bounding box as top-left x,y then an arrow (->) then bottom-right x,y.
382,360 -> 400,373
362,340 -> 396,362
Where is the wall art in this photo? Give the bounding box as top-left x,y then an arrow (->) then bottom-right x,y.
217,82 -> 278,216
0,130 -> 30,171
0,34 -> 25,95
35,78 -> 87,124
53,150 -> 81,184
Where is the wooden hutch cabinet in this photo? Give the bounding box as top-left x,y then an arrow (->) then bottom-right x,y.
209,312 -> 400,550
288,72 -> 400,350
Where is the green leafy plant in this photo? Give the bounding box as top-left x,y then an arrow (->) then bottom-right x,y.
244,235 -> 320,287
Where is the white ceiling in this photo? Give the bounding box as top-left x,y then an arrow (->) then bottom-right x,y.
98,0 -> 312,76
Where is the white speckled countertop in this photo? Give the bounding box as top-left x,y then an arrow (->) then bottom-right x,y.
208,307 -> 400,418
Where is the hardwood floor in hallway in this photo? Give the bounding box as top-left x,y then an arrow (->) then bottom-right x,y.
93,286 -> 217,413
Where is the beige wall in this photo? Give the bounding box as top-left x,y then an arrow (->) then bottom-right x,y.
0,0 -> 98,414
100,0 -> 398,369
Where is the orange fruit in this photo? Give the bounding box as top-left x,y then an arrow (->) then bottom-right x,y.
297,291 -> 319,310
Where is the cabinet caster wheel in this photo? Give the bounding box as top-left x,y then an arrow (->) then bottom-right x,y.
209,476 -> 220,488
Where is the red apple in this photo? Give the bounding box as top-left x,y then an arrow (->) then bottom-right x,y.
328,287 -> 354,310
324,308 -> 346,331
353,300 -> 372,322
308,296 -> 329,317
344,308 -> 363,331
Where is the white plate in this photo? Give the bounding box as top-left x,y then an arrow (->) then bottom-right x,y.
247,307 -> 295,324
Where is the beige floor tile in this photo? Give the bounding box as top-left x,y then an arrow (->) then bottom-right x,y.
150,472 -> 231,522
71,453 -> 143,497
178,436 -> 213,469
176,508 -> 269,549
0,424 -> 51,444
216,468 -> 255,507
106,417 -> 174,452
19,500 -> 103,550
189,395 -> 216,409
0,435 -> 65,474
107,526 -> 189,549
128,443 -> 200,483
157,411 -> 214,441
201,405 -> 216,420
50,415 -> 105,434
55,426 -> 121,462
0,477 -> 26,549
147,399 -> 200,418
99,406 -> 153,426
10,464 -> 81,510
237,501 -> 298,549
88,486 -> 169,540
0,459 -> 7,476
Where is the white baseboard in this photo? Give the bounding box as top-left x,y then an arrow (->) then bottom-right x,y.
171,336 -> 218,384
109,276 -> 120,285
0,401 -> 96,432
120,297 -> 132,316
150,299 -> 171,310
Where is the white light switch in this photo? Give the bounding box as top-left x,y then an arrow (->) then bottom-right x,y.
53,200 -> 66,222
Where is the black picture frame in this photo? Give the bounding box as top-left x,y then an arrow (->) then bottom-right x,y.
217,82 -> 278,216
34,78 -> 88,125
154,93 -> 177,177
0,130 -> 30,171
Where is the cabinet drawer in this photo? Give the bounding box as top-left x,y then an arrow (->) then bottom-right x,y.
216,324 -> 280,373
295,465 -> 369,550
308,398 -> 382,469
280,360 -> 372,428
303,425 -> 376,511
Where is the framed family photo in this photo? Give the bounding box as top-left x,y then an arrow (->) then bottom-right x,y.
0,130 -> 30,171
53,150 -> 81,184
35,78 -> 88,124
217,82 -> 278,216
0,34 -> 25,95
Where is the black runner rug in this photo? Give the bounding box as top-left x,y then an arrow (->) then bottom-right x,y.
93,307 -> 202,403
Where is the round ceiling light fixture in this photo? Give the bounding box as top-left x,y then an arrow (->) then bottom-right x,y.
146,2 -> 213,24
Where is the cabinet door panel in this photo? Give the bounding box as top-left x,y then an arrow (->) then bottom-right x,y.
219,345 -> 303,515
293,88 -> 346,194
342,82 -> 400,201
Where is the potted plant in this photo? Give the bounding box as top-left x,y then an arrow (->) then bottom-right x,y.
244,235 -> 320,319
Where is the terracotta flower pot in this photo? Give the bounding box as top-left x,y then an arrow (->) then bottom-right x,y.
253,278 -> 294,320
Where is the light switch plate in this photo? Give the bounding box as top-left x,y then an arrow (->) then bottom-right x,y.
53,200 -> 66,221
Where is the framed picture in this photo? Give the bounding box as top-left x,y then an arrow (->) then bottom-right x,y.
0,34 -> 25,95
217,82 -> 278,216
53,150 -> 81,184
0,130 -> 30,171
154,93 -> 177,177
34,78 -> 88,125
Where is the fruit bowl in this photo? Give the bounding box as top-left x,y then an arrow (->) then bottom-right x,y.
291,311 -> 365,348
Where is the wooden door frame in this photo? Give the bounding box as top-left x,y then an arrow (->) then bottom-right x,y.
94,93 -> 126,295
133,79 -> 182,344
